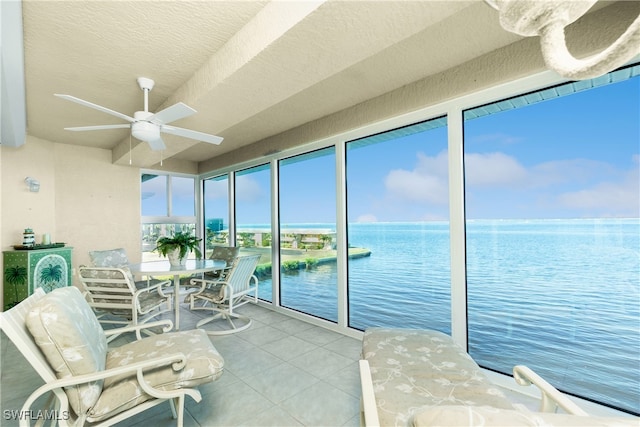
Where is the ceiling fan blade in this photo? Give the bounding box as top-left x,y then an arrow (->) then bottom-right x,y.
64,124 -> 131,132
149,102 -> 196,125
146,136 -> 166,151
161,125 -> 224,145
54,94 -> 135,123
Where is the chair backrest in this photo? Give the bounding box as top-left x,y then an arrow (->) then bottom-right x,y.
78,266 -> 137,310
209,245 -> 240,266
26,286 -> 108,416
1,286 -> 108,417
89,248 -> 130,267
224,255 -> 260,295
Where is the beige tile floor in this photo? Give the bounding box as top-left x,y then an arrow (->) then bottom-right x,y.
1,302 -> 363,427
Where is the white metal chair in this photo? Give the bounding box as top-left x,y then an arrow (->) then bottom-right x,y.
181,245 -> 240,301
0,286 -> 224,427
78,266 -> 172,342
89,247 -> 163,289
188,254 -> 260,335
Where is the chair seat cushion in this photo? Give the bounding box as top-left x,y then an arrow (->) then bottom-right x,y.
137,290 -> 169,313
193,284 -> 225,304
88,329 -> 224,422
362,328 -> 514,426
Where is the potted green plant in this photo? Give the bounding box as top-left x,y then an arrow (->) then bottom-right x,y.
154,231 -> 202,266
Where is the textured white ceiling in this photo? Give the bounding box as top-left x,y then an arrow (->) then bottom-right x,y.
21,0 -> 529,168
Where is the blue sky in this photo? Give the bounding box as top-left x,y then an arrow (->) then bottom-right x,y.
198,73 -> 639,224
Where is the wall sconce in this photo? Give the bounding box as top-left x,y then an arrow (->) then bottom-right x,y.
25,177 -> 40,193
485,0 -> 640,80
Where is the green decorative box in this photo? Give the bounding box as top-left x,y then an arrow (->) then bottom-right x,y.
3,247 -> 73,310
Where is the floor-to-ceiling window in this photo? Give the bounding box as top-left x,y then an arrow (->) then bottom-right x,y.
203,174 -> 230,256
185,63 -> 639,415
235,164 -> 273,302
140,172 -> 197,261
346,118 -> 451,332
278,147 -> 337,321
463,66 -> 639,414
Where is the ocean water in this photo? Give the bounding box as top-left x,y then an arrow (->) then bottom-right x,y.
255,219 -> 640,414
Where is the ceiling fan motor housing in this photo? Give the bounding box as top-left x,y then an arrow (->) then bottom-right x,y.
131,111 -> 160,142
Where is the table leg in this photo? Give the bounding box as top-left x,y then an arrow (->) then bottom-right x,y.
173,274 -> 181,330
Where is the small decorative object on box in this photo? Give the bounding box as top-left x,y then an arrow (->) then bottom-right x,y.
22,228 -> 35,248
42,233 -> 51,245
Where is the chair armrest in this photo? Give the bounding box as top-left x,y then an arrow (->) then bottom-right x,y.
513,365 -> 588,415
20,352 -> 200,427
188,277 -> 228,295
188,278 -> 210,289
103,319 -> 174,338
359,360 -> 381,427
133,279 -> 172,298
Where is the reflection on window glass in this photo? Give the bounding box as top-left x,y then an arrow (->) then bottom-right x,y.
464,66 -> 640,414
204,174 -> 229,255
235,164 -> 272,302
141,174 -> 166,216
171,176 -> 195,216
279,148 -> 337,321
346,118 -> 451,332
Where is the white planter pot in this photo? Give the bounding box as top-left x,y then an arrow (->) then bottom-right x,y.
167,248 -> 189,267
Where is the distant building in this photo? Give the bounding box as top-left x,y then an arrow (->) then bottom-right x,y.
206,218 -> 224,232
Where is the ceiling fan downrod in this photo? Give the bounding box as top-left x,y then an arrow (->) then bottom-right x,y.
137,77 -> 155,113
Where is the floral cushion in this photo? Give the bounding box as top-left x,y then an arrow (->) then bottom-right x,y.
88,329 -> 225,422
89,248 -> 130,268
25,286 -> 108,416
410,406 -> 640,426
79,267 -> 136,305
362,328 -> 514,427
204,246 -> 240,280
79,267 -> 169,318
25,286 -> 225,423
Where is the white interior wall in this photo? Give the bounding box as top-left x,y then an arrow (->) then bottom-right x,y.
0,136 -> 140,308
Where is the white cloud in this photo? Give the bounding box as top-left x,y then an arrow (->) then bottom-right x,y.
464,152 -> 527,187
528,158 -> 618,189
556,164 -> 640,216
384,151 -> 449,205
235,175 -> 263,202
385,149 -> 639,218
356,214 -> 378,223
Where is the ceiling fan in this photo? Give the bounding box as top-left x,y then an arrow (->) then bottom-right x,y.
55,77 -> 223,151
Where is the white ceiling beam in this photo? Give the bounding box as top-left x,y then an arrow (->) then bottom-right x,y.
113,0 -> 327,166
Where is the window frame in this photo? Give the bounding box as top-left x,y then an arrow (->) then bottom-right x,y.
193,62 -> 639,416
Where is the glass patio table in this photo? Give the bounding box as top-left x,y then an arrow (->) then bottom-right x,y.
129,259 -> 226,330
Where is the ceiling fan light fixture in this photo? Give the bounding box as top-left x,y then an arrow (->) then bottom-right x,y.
131,121 -> 160,142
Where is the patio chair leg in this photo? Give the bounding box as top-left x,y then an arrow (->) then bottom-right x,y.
177,395 -> 186,427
